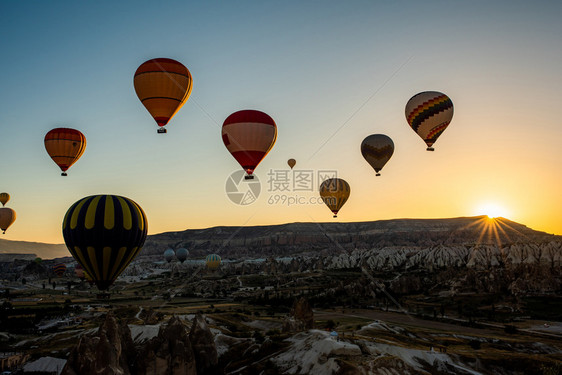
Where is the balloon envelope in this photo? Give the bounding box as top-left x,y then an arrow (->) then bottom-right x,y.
164,248 -> 175,263
62,195 -> 147,291
206,254 -> 221,269
176,248 -> 188,263
44,128 -> 86,176
360,134 -> 394,176
405,91 -> 453,151
74,264 -> 85,279
319,178 -> 350,218
287,159 -> 296,169
0,207 -> 16,234
0,193 -> 9,207
53,263 -> 66,277
134,58 -> 193,131
222,110 -> 277,177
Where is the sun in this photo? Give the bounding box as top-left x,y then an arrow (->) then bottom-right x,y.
475,202 -> 510,219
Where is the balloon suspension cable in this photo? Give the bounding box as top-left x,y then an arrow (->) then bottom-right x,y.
61,172 -> 68,176
426,147 -> 435,151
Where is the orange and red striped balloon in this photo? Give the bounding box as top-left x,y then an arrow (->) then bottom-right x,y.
222,110 -> 277,179
134,58 -> 193,133
44,128 -> 86,176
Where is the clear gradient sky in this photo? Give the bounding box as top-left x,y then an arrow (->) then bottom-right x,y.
1,1 -> 561,244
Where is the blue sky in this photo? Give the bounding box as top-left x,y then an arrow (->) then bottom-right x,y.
1,1 -> 561,243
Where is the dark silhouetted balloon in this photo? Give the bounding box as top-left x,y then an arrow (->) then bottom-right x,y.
62,195 -> 147,291
0,207 -> 16,234
361,134 -> 394,176
164,248 -> 175,263
176,248 -> 188,263
319,178 -> 350,218
0,193 -> 9,207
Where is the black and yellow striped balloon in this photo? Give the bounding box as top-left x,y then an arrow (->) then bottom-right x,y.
62,195 -> 147,291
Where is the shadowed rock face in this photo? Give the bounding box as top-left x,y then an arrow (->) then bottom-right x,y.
189,313 -> 219,375
62,314 -> 221,375
283,297 -> 314,333
136,316 -> 197,375
62,312 -> 135,375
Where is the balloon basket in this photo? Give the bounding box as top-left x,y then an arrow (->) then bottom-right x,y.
244,175 -> 254,180
61,172 -> 67,176
157,128 -> 167,134
96,293 -> 111,300
376,173 -> 381,176
426,147 -> 435,151
333,215 -> 337,218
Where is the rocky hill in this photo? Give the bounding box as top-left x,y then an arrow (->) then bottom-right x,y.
140,216 -> 559,259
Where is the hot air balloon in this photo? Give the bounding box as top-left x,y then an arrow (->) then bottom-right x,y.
74,264 -> 85,280
0,207 -> 16,234
205,254 -> 221,269
287,159 -> 296,169
319,178 -> 350,218
222,110 -> 277,180
405,91 -> 453,151
360,134 -> 394,176
176,248 -> 188,264
44,128 -> 87,176
84,270 -> 94,285
62,195 -> 147,291
0,193 -> 9,207
164,248 -> 175,263
134,58 -> 193,134
53,263 -> 66,277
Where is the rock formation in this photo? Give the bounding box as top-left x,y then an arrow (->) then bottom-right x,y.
62,313 -> 223,375
283,297 -> 314,332
136,316 -> 197,375
189,313 -> 219,375
62,312 -> 135,375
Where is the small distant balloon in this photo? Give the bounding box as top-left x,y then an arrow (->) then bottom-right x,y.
206,254 -> 221,269
319,178 -> 350,218
360,134 -> 394,176
0,207 -> 16,234
164,248 -> 175,263
134,58 -> 193,134
0,193 -> 9,207
44,128 -> 86,176
222,110 -> 277,179
53,263 -> 66,277
405,91 -> 453,151
74,264 -> 85,280
287,159 -> 296,169
176,248 -> 188,264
